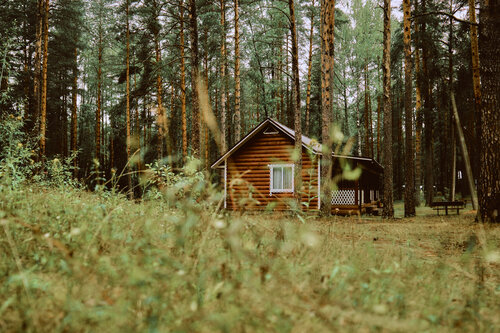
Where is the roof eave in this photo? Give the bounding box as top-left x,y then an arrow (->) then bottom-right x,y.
211,118 -> 320,168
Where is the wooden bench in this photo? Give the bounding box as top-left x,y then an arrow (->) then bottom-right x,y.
430,201 -> 465,215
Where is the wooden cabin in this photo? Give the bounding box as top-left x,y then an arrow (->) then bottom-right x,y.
211,118 -> 383,215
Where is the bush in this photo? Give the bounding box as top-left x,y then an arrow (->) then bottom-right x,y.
143,157 -> 222,211
0,115 -> 38,189
0,116 -> 79,190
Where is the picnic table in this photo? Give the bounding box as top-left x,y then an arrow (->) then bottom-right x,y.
430,201 -> 465,215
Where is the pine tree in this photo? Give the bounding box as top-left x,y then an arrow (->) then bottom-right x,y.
180,0 -> 187,160
219,0 -> 227,153
320,0 -> 335,216
288,0 -> 302,207
382,0 -> 393,218
478,0 -> 500,222
125,0 -> 132,197
234,0 -> 241,142
40,0 -> 49,158
403,0 -> 415,216
305,0 -> 316,137
189,0 -> 200,157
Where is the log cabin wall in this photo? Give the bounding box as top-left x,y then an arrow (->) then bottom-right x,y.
226,129 -> 319,211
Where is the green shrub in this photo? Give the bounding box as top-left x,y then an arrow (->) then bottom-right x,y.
0,115 -> 38,189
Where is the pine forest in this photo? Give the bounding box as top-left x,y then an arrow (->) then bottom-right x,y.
0,0 -> 499,331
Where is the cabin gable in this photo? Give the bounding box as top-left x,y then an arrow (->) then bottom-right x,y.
225,124 -> 319,211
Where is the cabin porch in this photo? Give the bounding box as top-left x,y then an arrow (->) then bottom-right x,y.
329,156 -> 383,216
330,187 -> 382,215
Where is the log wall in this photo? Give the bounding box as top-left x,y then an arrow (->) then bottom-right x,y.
226,131 -> 319,211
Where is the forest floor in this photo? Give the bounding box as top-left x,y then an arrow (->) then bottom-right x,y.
0,185 -> 499,332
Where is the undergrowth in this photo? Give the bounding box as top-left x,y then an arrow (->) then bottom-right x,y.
1,183 -> 499,332
1,116 -> 499,332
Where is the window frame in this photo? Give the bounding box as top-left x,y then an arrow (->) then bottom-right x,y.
268,164 -> 294,195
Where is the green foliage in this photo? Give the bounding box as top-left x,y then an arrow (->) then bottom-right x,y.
0,183 -> 499,331
0,115 -> 38,188
0,116 -> 79,190
143,157 -> 221,210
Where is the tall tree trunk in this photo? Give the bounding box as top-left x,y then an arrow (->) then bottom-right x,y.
343,67 -> 350,137
279,39 -> 284,123
478,0 -> 500,222
288,0 -> 302,207
248,21 -> 269,119
220,0 -> 227,153
234,0 -> 241,142
168,84 -> 175,159
469,0 -> 481,135
421,0 -> 434,206
363,61 -> 370,157
451,94 -> 478,209
451,119 -> 456,201
134,73 -> 142,172
125,0 -> 133,198
40,0 -> 49,158
382,0 -> 393,218
305,0 -> 315,137
33,0 -> 43,138
376,95 -> 381,160
469,0 -> 481,183
71,47 -> 78,178
286,34 -> 292,128
200,28 -> 209,168
447,0 -> 453,200
403,0 -> 415,216
368,91 -> 373,157
180,1 -> 187,160
96,14 -> 103,177
320,0 -> 335,216
153,0 -> 165,162
189,0 -> 200,157
414,0 -> 423,205
62,88 -> 68,156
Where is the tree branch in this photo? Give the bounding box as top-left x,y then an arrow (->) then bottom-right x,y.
411,11 -> 478,26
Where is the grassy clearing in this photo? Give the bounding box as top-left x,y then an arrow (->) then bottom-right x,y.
1,185 -> 499,332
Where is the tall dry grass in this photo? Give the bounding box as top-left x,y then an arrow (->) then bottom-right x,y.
1,184 -> 499,332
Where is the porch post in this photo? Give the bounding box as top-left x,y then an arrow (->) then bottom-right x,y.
355,180 -> 359,206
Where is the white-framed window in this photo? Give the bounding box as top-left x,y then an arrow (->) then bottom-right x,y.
269,164 -> 294,195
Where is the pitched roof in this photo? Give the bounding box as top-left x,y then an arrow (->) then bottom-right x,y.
211,118 -> 383,172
